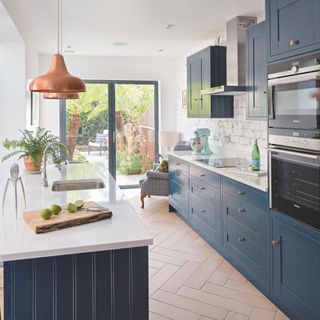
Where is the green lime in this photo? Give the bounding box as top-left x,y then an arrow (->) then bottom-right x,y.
50,204 -> 62,215
67,203 -> 77,213
74,200 -> 85,209
41,208 -> 52,220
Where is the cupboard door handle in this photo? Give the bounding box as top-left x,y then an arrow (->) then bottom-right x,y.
238,237 -> 246,242
272,240 -> 281,246
200,187 -> 206,191
200,174 -> 206,177
237,208 -> 246,213
289,39 -> 299,46
200,210 -> 206,213
175,163 -> 181,166
194,98 -> 198,101
237,191 -> 245,196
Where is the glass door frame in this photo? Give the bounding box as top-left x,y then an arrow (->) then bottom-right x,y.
60,79 -> 159,181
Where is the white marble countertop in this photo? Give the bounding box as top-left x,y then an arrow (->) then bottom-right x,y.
168,150 -> 268,192
0,162 -> 152,262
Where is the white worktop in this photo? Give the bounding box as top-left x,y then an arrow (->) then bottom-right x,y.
0,162 -> 152,262
168,149 -> 268,192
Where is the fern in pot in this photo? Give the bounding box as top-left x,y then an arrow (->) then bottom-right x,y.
2,127 -> 66,172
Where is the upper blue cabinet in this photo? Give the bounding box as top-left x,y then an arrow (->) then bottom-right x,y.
266,0 -> 320,62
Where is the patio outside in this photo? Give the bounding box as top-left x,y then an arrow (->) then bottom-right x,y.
65,83 -> 156,186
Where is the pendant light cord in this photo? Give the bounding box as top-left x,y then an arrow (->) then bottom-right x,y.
57,0 -> 62,54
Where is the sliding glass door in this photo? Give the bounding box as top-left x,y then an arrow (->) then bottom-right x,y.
60,80 -> 158,188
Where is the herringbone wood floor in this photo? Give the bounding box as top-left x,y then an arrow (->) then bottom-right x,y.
0,194 -> 290,320
130,195 -> 290,320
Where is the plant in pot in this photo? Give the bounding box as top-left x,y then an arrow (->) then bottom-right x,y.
2,127 -> 67,172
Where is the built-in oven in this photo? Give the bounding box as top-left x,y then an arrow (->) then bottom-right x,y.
268,58 -> 320,130
269,146 -> 320,230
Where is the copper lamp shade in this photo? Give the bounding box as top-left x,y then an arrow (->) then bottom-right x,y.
43,92 -> 80,99
29,54 -> 86,94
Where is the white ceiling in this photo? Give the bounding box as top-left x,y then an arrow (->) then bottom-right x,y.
2,0 -> 264,57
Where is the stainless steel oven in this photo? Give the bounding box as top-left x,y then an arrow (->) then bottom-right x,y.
268,59 -> 320,130
269,145 -> 320,230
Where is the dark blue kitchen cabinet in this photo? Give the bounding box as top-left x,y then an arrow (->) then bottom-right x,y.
189,166 -> 223,249
168,155 -> 190,221
246,21 -> 268,119
187,46 -> 233,118
266,0 -> 320,62
222,177 -> 269,291
271,211 -> 320,320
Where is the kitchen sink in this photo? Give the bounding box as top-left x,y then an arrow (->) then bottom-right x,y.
51,178 -> 106,192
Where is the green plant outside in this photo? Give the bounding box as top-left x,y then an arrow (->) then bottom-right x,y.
116,151 -> 142,175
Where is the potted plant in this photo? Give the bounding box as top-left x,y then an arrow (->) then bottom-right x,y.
2,127 -> 67,172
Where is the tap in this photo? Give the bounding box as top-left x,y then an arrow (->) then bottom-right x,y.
41,141 -> 71,187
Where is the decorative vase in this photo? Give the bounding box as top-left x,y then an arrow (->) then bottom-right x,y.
23,155 -> 42,172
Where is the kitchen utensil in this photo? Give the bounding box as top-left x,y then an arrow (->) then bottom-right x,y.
2,163 -> 26,219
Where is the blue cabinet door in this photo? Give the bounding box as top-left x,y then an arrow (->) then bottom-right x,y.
246,21 -> 268,119
187,54 -> 200,118
267,0 -> 320,61
271,211 -> 320,320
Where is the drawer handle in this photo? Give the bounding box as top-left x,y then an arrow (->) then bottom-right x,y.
200,174 -> 206,177
200,187 -> 206,191
237,208 -> 246,213
272,239 -> 281,246
175,163 -> 181,166
237,191 -> 246,196
289,39 -> 299,46
238,237 -> 246,242
200,210 -> 206,213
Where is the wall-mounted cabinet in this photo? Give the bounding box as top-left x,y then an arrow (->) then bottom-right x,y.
246,21 -> 268,120
266,0 -> 320,62
187,46 -> 233,118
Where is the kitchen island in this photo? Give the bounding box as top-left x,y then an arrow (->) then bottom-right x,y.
0,162 -> 152,320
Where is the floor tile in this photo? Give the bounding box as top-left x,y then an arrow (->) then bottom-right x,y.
149,298 -> 201,320
177,286 -> 253,316
207,260 -> 234,286
185,258 -> 222,289
150,251 -> 186,266
153,246 -> 206,263
150,264 -> 180,295
149,312 -> 171,320
152,289 -> 227,320
201,283 -> 276,311
161,261 -> 201,293
249,307 -> 276,320
274,309 -> 290,320
225,312 -> 249,320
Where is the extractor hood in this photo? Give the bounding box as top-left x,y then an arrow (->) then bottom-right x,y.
201,16 -> 257,96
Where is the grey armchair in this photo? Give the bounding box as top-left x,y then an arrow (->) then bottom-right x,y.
139,170 -> 169,209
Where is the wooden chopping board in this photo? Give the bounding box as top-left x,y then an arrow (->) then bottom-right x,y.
23,201 -> 112,234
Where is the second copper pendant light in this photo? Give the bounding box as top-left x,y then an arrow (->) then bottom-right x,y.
29,0 -> 85,99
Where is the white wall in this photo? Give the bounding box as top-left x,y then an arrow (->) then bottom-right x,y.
0,42 -> 26,160
39,54 -> 178,136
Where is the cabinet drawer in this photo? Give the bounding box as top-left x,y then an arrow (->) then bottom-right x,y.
223,194 -> 267,246
169,156 -> 189,174
190,177 -> 219,205
190,194 -> 220,246
190,165 -> 220,188
222,177 -> 267,211
169,182 -> 188,210
226,220 -> 261,267
170,170 -> 188,186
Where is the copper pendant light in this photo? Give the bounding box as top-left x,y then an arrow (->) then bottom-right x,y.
43,92 -> 80,99
29,0 -> 85,96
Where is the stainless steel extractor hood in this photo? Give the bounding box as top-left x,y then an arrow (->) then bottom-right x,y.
201,16 -> 257,96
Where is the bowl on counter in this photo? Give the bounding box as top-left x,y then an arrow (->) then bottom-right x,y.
190,137 -> 205,153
